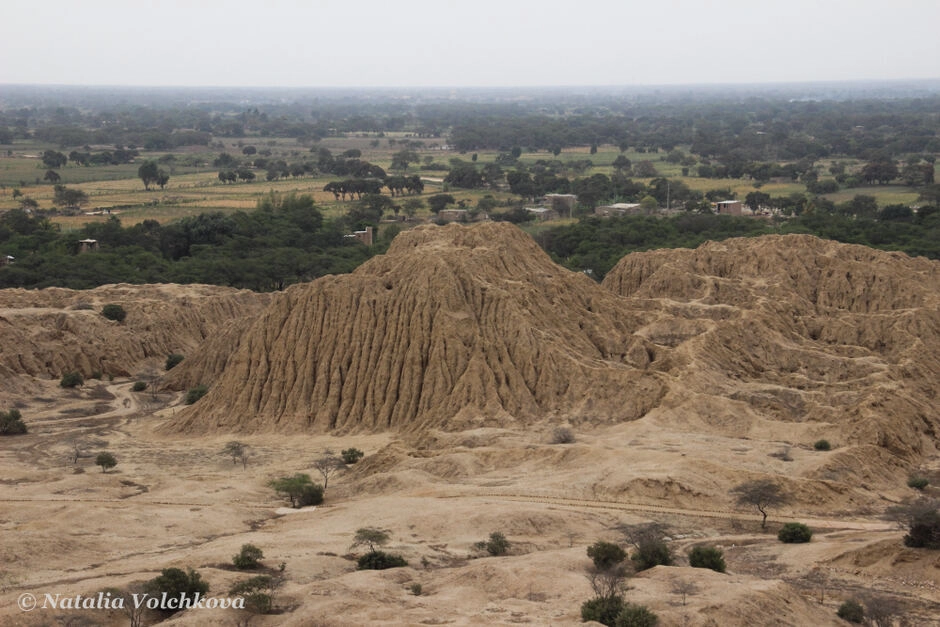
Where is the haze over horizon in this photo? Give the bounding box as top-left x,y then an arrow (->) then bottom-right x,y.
3,0 -> 938,89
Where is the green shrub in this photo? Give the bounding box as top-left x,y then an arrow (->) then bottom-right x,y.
837,599 -> 864,623
90,369 -> 103,380
814,439 -> 831,451
908,476 -> 929,490
165,353 -> 184,370
132,381 -> 147,392
269,474 -> 323,508
341,447 -> 364,464
357,550 -> 408,570
60,371 -> 84,388
615,603 -> 658,627
233,544 -> 264,569
687,545 -> 726,573
581,595 -> 624,627
587,541 -> 627,570
902,503 -> 940,549
101,303 -> 127,322
298,483 -> 324,507
0,409 -> 28,435
185,384 -> 208,404
409,583 -> 423,596
230,575 -> 276,614
146,567 -> 208,614
95,452 -> 117,473
778,522 -> 812,543
631,538 -> 672,571
478,531 -> 510,556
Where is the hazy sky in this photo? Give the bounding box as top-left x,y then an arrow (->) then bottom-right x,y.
2,0 -> 938,88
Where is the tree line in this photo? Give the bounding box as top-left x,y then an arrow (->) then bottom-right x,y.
0,193 -> 380,290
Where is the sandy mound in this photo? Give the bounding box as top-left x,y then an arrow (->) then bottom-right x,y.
0,283 -> 271,380
167,223 -> 665,434
603,234 -> 940,466
165,225 -> 939,482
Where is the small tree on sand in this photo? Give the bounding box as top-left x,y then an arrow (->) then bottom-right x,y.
352,527 -> 390,553
96,452 -> 117,473
730,479 -> 788,529
312,451 -> 346,492
268,474 -> 323,508
223,441 -> 249,467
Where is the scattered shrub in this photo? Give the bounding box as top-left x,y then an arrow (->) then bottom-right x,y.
550,426 -> 575,444
814,439 -> 831,451
477,531 -> 510,556
185,384 -> 208,404
297,483 -> 323,506
581,595 -> 625,627
95,452 -> 117,473
165,353 -> 184,370
90,369 -> 103,380
587,541 -> 627,571
145,567 -> 209,614
229,581 -> 272,614
778,522 -> 813,543
341,447 -> 365,464
687,545 -> 726,573
357,550 -> 408,570
769,445 -> 793,461
233,544 -> 264,570
0,409 -> 28,435
132,381 -> 147,392
901,502 -> 940,549
616,603 -> 659,627
631,537 -> 672,571
908,476 -> 929,490
101,303 -> 127,322
837,599 -> 864,623
60,371 -> 84,388
409,582 -> 423,596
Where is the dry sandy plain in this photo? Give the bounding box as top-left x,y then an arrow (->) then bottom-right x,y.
1,376 -> 936,626
1,225 -> 939,626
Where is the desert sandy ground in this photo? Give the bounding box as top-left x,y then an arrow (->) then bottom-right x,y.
2,371 -> 938,626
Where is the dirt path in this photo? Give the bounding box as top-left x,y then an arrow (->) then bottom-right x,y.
447,492 -> 896,532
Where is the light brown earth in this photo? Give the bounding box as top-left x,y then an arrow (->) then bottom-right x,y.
1,224 -> 938,625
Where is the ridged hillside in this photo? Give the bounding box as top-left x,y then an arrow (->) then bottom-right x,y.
167,223 -> 665,433
167,226 -> 940,470
603,235 -> 940,460
0,284 -> 271,381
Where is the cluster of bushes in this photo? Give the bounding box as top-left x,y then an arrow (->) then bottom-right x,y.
581,535 -> 661,626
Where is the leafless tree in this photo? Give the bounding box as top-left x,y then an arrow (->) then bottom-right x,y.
586,564 -> 629,600
313,451 -> 345,492
861,593 -> 905,627
670,577 -> 699,606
